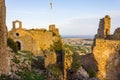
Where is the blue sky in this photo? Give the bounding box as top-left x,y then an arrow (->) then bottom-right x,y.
6,0 -> 120,35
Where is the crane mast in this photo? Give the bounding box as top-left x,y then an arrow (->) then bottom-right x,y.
50,0 -> 52,9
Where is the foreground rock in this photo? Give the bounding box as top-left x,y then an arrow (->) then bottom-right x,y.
68,66 -> 99,80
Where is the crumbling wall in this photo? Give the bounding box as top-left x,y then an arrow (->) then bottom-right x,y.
96,15 -> 111,38
8,22 -> 60,56
93,15 -> 120,80
93,39 -> 120,80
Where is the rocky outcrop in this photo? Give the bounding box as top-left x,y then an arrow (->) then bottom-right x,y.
9,51 -> 32,79
67,66 -> 99,80
0,0 -> 10,74
79,53 -> 98,72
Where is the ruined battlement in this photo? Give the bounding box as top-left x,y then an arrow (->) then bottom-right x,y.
95,15 -> 120,41
8,20 -> 61,56
96,15 -> 111,38
93,15 -> 120,80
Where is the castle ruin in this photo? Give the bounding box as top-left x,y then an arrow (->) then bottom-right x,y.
8,20 -> 73,80
93,15 -> 120,80
9,20 -> 60,56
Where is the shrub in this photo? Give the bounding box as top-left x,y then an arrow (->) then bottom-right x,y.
53,39 -> 63,52
12,56 -> 20,64
46,64 -> 63,80
64,44 -> 77,53
0,74 -> 12,80
32,56 -> 45,70
71,52 -> 81,73
7,38 -> 18,53
87,67 -> 97,77
16,67 -> 45,80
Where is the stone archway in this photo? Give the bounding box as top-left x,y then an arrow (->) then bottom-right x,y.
16,41 -> 21,50
12,20 -> 22,29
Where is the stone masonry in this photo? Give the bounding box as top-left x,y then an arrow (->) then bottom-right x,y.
0,0 -> 10,74
8,20 -> 60,56
93,15 -> 120,80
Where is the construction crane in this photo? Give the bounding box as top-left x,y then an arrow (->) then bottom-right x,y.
50,0 -> 52,9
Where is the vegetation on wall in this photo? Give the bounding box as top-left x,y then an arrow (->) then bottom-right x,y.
0,75 -> 12,80
46,64 -> 63,80
71,52 -> 81,73
87,67 -> 96,78
50,39 -> 63,52
64,44 -> 77,53
16,67 -> 45,80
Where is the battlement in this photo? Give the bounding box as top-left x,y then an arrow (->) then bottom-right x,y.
95,15 -> 120,40
49,24 -> 59,36
93,15 -> 120,80
12,20 -> 22,29
96,15 -> 111,38
49,24 -> 56,31
9,20 -> 61,55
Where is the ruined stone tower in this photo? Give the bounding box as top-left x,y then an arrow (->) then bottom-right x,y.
0,0 -> 10,74
96,15 -> 111,38
93,15 -> 120,80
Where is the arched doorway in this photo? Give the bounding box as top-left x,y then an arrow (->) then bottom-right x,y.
105,29 -> 108,35
16,41 -> 21,50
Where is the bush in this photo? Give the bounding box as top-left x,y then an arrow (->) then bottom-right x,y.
87,67 -> 96,77
32,56 -> 45,70
64,44 -> 77,53
71,52 -> 81,73
0,74 -> 12,80
46,64 -> 63,80
12,56 -> 20,64
7,38 -> 18,53
16,67 -> 45,80
53,39 -> 63,52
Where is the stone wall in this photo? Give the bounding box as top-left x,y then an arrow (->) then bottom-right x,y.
44,50 -> 56,68
8,22 -> 60,56
113,28 -> 120,40
79,53 -> 98,72
63,48 -> 73,80
0,0 -> 10,74
93,39 -> 120,80
93,15 -> 120,80
96,15 -> 111,38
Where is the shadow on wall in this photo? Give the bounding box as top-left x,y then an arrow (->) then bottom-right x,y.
106,48 -> 120,80
79,53 -> 98,77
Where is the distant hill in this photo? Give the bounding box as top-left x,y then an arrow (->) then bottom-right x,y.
62,35 -> 94,39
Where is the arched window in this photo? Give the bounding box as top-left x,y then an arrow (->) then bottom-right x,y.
15,22 -> 20,28
105,29 -> 108,35
16,41 -> 21,50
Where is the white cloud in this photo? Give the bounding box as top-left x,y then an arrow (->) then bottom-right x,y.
58,10 -> 120,36
59,17 -> 99,35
